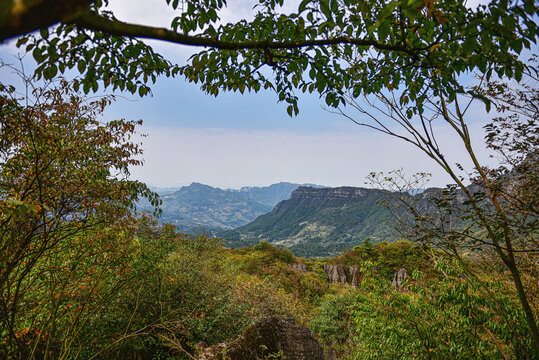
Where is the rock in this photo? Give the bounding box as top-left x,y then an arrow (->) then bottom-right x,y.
196,316 -> 324,360
392,268 -> 408,288
288,263 -> 308,274
348,266 -> 362,288
288,263 -> 362,287
322,265 -> 347,284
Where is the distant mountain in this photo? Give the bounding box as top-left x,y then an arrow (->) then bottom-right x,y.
148,186 -> 182,195
142,182 -> 323,231
238,182 -> 325,207
222,186 -> 399,257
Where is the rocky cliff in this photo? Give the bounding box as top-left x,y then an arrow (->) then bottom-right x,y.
289,264 -> 362,288
289,186 -> 368,200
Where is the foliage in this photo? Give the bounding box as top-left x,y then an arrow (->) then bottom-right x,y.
252,241 -> 296,264
8,0 -> 536,117
80,230 -> 315,360
2,211 -> 315,360
332,239 -> 439,280
352,73 -> 539,356
349,259 -> 533,360
229,242 -> 331,317
309,290 -> 359,359
0,77 -> 159,359
2,0 -> 539,357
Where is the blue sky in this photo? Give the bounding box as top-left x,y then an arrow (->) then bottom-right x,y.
0,0 -> 499,189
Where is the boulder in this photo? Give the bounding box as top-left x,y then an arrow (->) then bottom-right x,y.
196,316 -> 324,360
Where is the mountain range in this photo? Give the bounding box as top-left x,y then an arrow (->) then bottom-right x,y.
141,182 -> 452,257
142,182 -> 324,231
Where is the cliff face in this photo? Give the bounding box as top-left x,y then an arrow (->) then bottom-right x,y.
273,186 -> 383,211
322,264 -> 348,284
289,186 -> 368,200
321,265 -> 362,288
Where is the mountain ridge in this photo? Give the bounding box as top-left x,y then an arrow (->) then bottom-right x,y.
141,182 -> 325,230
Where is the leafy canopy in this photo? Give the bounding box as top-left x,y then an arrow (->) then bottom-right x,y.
8,0 -> 537,115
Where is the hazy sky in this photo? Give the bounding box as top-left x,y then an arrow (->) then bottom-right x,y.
0,0 -> 498,189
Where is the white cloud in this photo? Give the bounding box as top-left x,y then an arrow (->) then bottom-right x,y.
130,123 -> 496,189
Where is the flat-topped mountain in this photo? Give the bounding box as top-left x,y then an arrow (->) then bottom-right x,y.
287,186 -> 371,200
222,186 -> 399,257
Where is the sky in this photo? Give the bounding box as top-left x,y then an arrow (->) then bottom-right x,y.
0,0 -> 499,190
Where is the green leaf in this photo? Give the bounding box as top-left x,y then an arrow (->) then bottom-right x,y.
16,37 -> 28,46
287,105 -> 293,117
511,39 -> 523,54
43,65 -> 57,80
462,37 -> 476,56
40,27 -> 49,39
320,0 -> 333,22
378,20 -> 391,42
78,60 -> 86,73
298,0 -> 310,13
514,67 -> 522,82
352,85 -> 361,98
32,47 -> 43,62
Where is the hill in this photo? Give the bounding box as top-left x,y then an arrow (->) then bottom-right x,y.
222,186 -> 399,257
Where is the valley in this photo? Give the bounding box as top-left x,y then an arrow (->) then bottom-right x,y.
148,182 -> 451,257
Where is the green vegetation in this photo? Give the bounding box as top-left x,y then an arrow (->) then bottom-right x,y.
2,84 -> 530,358
1,0 -> 538,358
2,74 -> 535,358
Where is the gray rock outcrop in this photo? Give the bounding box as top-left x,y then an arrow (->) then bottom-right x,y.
196,316 -> 324,360
322,265 -> 347,284
348,266 -> 361,288
392,268 -> 408,288
288,263 -> 308,274
289,263 -> 363,287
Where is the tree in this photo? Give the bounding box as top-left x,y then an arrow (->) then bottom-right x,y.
350,73 -> 538,357
0,74 -> 159,357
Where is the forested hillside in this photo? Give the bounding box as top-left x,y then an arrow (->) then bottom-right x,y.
223,186 -> 397,256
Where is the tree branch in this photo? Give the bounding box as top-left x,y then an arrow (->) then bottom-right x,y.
72,10 -> 418,56
0,0 -> 92,42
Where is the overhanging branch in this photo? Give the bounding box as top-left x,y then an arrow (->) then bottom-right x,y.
0,0 -> 92,42
72,10 -> 418,56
